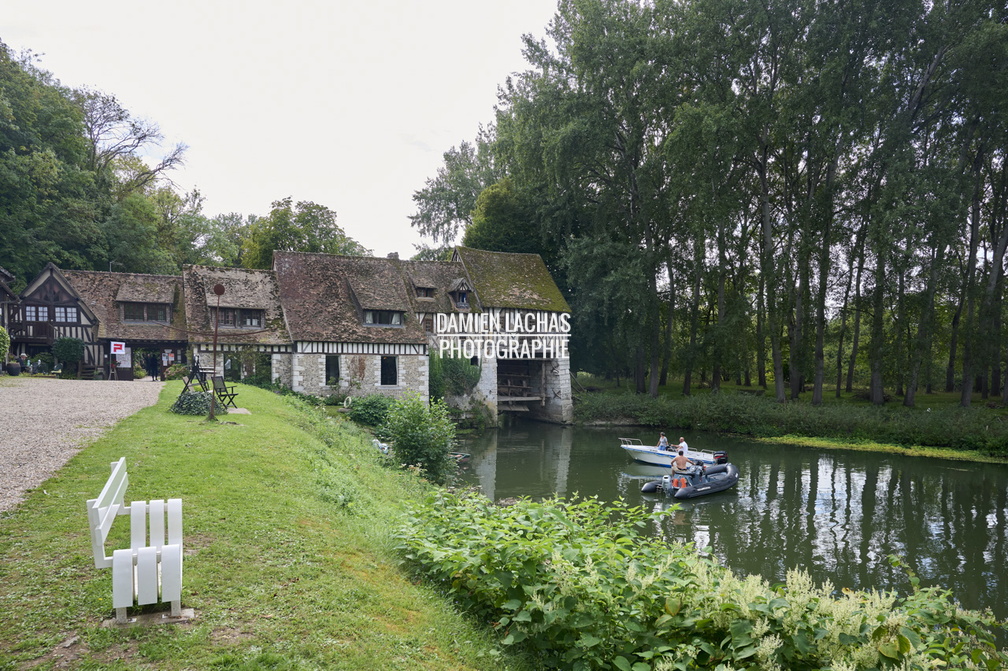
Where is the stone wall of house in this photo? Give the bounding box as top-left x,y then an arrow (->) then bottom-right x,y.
527,356 -> 573,424
291,352 -> 427,401
444,357 -> 498,423
272,352 -> 292,387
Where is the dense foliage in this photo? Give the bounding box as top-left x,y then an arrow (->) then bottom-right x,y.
575,390 -> 1008,456
348,393 -> 395,426
51,337 -> 84,364
380,392 -> 456,485
0,326 -> 10,362
412,0 -> 1008,410
397,491 -> 1007,670
429,351 -> 483,400
169,390 -> 227,416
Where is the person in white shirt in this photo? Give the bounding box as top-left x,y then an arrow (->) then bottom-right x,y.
678,437 -> 689,457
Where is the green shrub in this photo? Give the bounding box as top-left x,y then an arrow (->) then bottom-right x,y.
0,326 -> 10,363
398,491 -> 1007,670
429,352 -> 482,399
52,336 -> 84,365
170,391 -> 227,416
164,363 -> 188,380
380,392 -> 456,485
348,393 -> 394,426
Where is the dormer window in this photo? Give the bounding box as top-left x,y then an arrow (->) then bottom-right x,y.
214,307 -> 263,328
415,286 -> 435,299
123,302 -> 169,323
364,310 -> 403,326
457,291 -> 468,308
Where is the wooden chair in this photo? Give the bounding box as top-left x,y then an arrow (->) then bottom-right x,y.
212,375 -> 238,408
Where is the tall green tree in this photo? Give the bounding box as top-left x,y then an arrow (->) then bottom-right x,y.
242,197 -> 370,269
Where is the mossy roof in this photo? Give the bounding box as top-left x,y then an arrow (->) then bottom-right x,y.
400,260 -> 480,314
182,265 -> 291,345
62,269 -> 188,342
272,251 -> 426,345
452,247 -> 570,312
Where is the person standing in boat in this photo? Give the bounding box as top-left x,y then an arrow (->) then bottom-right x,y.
657,432 -> 670,450
678,437 -> 689,457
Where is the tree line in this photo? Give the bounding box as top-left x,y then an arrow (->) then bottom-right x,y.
0,41 -> 367,290
411,0 -> 1008,407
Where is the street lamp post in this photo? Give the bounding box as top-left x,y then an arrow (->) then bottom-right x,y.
208,284 -> 225,421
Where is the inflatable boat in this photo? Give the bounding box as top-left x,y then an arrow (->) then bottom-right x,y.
640,462 -> 739,499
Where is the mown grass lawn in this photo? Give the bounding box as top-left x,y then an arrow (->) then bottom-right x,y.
0,382 -> 525,670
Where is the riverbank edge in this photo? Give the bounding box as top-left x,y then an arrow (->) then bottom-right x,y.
579,419 -> 1008,464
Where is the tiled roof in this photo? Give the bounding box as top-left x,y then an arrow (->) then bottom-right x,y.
452,247 -> 570,312
400,260 -> 477,314
62,270 -> 188,342
273,251 -> 425,344
182,265 -> 291,345
115,275 -> 175,304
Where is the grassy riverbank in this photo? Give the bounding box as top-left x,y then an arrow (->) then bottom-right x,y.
574,386 -> 1008,461
0,382 -> 527,670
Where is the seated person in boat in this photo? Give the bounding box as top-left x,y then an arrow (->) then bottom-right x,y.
657,432 -> 670,450
672,450 -> 692,473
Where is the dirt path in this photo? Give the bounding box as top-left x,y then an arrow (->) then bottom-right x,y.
0,376 -> 164,512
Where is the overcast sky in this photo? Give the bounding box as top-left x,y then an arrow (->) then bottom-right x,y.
4,1 -> 557,257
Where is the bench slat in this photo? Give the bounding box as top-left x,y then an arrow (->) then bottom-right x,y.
149,499 -> 165,548
161,544 -> 183,604
137,546 -> 158,605
167,499 -> 183,547
112,548 -> 134,610
130,501 -> 146,550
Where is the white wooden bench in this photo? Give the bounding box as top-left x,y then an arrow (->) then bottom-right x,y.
86,458 -> 184,623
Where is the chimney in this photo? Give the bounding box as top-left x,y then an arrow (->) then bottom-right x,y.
387,252 -> 399,260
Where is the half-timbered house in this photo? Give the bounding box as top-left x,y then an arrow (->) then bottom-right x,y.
181,265 -> 292,381
7,263 -> 99,367
272,251 -> 429,398
60,270 -> 189,380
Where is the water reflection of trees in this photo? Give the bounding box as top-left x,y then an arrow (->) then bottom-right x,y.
669,451 -> 1007,620
461,426 -> 1008,625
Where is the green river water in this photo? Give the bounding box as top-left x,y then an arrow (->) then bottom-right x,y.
458,419 -> 1008,628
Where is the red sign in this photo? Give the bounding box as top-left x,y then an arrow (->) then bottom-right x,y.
110,341 -> 126,354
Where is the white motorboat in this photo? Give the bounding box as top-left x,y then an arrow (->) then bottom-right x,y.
618,437 -> 727,468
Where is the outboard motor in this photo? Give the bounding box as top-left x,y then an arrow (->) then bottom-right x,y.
713,450 -> 728,464
661,474 -> 671,492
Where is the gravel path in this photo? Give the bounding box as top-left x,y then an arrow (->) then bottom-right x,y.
0,377 -> 165,513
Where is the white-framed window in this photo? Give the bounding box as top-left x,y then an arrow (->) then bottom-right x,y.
54,306 -> 78,323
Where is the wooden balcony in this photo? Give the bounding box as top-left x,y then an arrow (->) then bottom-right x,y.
8,320 -> 54,343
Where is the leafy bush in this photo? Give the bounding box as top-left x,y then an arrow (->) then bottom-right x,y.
52,337 -> 84,364
170,391 -> 227,416
380,392 -> 456,485
348,393 -> 395,426
429,352 -> 482,399
0,326 -> 10,363
164,363 -> 188,380
398,491 -> 1007,670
